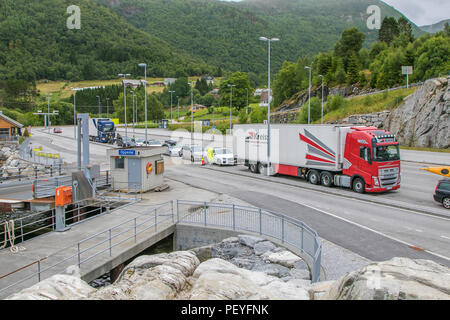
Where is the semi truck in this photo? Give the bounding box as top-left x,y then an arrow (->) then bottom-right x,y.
233,124 -> 401,193
89,118 -> 116,143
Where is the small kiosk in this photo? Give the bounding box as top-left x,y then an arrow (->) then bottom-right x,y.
107,146 -> 166,193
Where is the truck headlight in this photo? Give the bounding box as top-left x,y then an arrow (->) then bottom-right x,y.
372,177 -> 379,186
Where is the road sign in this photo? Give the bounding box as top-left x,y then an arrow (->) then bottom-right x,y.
402,66 -> 413,75
119,150 -> 136,156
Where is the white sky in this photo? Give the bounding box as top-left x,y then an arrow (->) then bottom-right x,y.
221,0 -> 449,26
382,0 -> 450,26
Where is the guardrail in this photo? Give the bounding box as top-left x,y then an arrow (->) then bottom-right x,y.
18,140 -> 63,167
0,200 -> 322,298
176,200 -> 322,283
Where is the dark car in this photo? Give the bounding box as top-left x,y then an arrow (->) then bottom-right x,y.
433,179 -> 450,209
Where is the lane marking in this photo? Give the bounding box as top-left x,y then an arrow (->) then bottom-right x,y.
415,229 -> 423,233
200,166 -> 450,221
293,201 -> 450,262
441,236 -> 450,240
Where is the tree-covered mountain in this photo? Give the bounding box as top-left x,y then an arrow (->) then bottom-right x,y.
420,19 -> 450,34
0,0 -> 215,81
95,0 -> 424,84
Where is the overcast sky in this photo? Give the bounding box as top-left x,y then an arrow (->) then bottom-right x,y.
382,0 -> 450,26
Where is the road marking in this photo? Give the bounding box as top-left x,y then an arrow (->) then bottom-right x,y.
415,229 -> 423,233
441,236 -> 450,240
201,165 -> 450,221
296,201 -> 450,262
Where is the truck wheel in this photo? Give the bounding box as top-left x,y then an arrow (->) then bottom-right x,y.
258,163 -> 266,175
353,178 -> 365,193
321,172 -> 333,187
249,164 -> 258,173
308,170 -> 320,185
443,197 -> 450,209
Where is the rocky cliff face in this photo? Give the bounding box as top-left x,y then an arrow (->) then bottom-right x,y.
383,77 -> 449,149
6,235 -> 450,300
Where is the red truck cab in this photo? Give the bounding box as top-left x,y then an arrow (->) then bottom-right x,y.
343,127 -> 401,193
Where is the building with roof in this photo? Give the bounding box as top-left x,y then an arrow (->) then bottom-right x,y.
0,111 -> 23,141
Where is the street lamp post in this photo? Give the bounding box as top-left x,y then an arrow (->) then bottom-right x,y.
305,66 -> 312,125
319,75 -> 324,125
106,98 -> 110,118
96,95 -> 101,116
246,88 -> 249,114
138,64 -> 148,145
169,90 -> 175,122
259,36 -> 279,177
71,88 -> 77,138
228,84 -> 235,131
190,82 -> 195,144
177,96 -> 180,119
46,94 -> 52,131
118,73 -> 131,141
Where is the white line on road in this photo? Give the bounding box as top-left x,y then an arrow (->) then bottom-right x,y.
441,236 -> 450,240
298,201 -> 450,262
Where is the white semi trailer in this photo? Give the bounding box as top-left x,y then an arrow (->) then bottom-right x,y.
233,124 -> 401,193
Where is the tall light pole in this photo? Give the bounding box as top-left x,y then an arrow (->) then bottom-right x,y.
71,88 -> 77,138
190,82 -> 195,144
177,96 -> 180,119
305,66 -> 312,124
259,36 -> 279,176
46,94 -> 52,131
118,73 -> 131,141
228,84 -> 235,131
96,95 -> 101,116
131,92 -> 136,133
245,88 -> 249,114
319,75 -> 324,125
169,90 -> 175,122
138,64 -> 148,145
106,98 -> 110,118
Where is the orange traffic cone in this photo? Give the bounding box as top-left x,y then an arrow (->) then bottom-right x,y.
201,157 -> 205,166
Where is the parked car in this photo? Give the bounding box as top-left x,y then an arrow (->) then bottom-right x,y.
433,179 -> 450,209
165,144 -> 182,157
53,128 -> 62,134
211,148 -> 236,166
117,136 -> 136,147
182,145 -> 205,162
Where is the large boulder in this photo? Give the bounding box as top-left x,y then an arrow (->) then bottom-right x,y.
384,77 -> 449,149
320,257 -> 450,300
188,258 -> 310,300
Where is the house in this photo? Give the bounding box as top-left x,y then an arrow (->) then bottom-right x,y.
164,78 -> 177,86
122,80 -> 149,89
259,89 -> 272,107
190,104 -> 207,113
209,88 -> 220,99
152,82 -> 165,87
254,88 -> 265,96
0,111 -> 23,140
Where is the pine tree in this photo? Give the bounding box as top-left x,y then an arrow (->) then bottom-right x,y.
379,17 -> 400,45
347,53 -> 360,85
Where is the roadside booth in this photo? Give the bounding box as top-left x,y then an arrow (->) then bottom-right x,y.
107,146 -> 166,193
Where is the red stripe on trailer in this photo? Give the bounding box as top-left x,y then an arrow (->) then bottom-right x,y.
276,164 -> 298,176
299,134 -> 335,159
305,154 -> 335,164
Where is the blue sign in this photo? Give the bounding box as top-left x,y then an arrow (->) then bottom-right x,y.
119,150 -> 136,156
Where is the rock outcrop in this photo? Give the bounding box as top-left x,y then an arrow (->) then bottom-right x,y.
319,257 -> 450,300
383,77 -> 449,149
5,237 -> 450,300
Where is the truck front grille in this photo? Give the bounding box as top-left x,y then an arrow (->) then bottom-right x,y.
379,167 -> 399,188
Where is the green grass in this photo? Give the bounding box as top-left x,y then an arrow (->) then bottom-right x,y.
318,88 -> 417,124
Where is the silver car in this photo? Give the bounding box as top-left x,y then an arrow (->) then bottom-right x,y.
165,144 -> 182,157
182,145 -> 205,162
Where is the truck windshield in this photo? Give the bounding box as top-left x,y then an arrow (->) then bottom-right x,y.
101,123 -> 114,133
373,145 -> 400,162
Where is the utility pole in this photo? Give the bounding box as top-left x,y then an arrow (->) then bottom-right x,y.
169,90 -> 175,122
71,88 -> 77,138
190,82 -> 195,145
177,96 -> 180,119
228,84 -> 235,131
96,95 -> 101,116
259,36 -> 279,177
319,75 -> 324,125
305,66 -> 312,125
118,73 -> 131,142
106,98 -> 110,117
138,64 -> 148,145
246,88 -> 249,114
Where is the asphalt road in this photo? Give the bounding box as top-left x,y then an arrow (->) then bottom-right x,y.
165,164 -> 450,267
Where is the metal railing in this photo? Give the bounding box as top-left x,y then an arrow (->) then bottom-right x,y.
18,140 -> 63,167
176,200 -> 322,283
0,200 -> 322,298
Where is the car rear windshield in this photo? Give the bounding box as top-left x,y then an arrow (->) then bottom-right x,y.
439,182 -> 450,191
